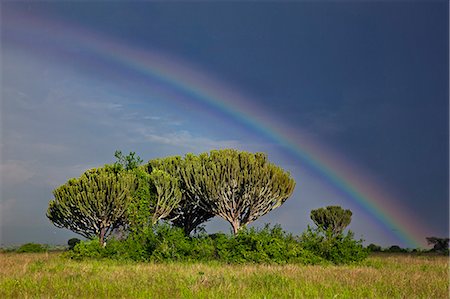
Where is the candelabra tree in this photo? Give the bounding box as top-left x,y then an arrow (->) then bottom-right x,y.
310,205 -> 352,238
148,169 -> 182,224
47,166 -> 136,245
148,156 -> 215,235
182,149 -> 296,234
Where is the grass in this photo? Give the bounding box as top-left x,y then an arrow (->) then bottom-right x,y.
0,252 -> 448,298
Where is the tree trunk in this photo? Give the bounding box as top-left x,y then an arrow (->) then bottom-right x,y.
99,227 -> 106,246
231,220 -> 240,235
184,226 -> 192,237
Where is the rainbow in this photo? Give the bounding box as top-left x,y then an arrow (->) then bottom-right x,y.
6,9 -> 429,248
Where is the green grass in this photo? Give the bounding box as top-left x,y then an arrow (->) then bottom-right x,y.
0,252 -> 448,298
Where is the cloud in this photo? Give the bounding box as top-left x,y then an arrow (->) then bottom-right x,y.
76,101 -> 124,111
136,129 -> 240,151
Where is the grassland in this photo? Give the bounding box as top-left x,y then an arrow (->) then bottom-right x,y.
0,252 -> 448,298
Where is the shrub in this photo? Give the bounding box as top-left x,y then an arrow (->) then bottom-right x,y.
65,223 -> 367,265
68,238 -> 81,250
16,243 -> 47,253
214,224 -> 325,264
188,234 -> 216,261
215,225 -> 283,263
300,226 -> 369,264
150,223 -> 191,261
385,245 -> 407,253
367,243 -> 382,252
68,223 -> 192,261
68,239 -> 104,259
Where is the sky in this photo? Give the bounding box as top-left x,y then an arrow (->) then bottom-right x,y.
1,1 -> 448,248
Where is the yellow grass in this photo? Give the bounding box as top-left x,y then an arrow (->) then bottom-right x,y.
0,252 -> 448,298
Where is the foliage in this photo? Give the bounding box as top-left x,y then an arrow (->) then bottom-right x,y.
213,224 -> 325,264
148,170 -> 182,224
181,149 -> 296,234
426,237 -> 449,254
367,243 -> 382,252
67,223 -> 336,265
46,149 -> 374,266
148,156 -> 215,236
69,239 -> 105,259
385,245 -> 407,253
47,167 -> 136,244
149,223 -> 192,261
125,166 -> 182,233
67,238 -> 81,250
114,150 -> 143,171
310,206 -> 352,238
300,226 -> 369,264
170,198 -> 215,236
16,243 -> 47,253
126,166 -> 154,233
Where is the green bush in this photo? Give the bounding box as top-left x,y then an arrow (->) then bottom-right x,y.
68,238 -> 81,250
300,226 -> 369,264
66,223 -> 367,265
213,224 -> 325,264
385,245 -> 407,253
187,234 -> 216,261
367,243 -> 382,252
150,223 -> 191,261
214,225 -> 282,263
16,243 -> 47,253
68,239 -> 104,259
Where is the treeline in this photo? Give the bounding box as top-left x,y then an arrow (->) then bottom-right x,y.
367,237 -> 450,255
46,149 -> 368,264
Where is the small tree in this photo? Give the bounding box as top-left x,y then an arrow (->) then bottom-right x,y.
426,237 -> 449,253
112,151 -> 181,230
182,149 -> 296,234
310,206 -> 352,238
47,167 -> 135,245
126,165 -> 183,231
114,150 -> 143,171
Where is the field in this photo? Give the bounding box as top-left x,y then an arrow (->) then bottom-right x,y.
0,252 -> 448,298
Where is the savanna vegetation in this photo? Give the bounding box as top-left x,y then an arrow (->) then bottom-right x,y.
2,149 -> 447,297
0,252 -> 448,298
45,149 -> 369,264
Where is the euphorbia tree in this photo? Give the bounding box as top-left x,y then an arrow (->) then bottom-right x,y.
148,169 -> 182,224
310,205 -> 352,237
148,156 -> 215,235
182,149 -> 296,234
47,166 -> 136,245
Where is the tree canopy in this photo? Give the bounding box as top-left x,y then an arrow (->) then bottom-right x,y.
310,206 -> 352,237
47,166 -> 136,244
148,156 -> 215,235
114,150 -> 143,171
47,149 -> 296,240
426,237 -> 449,253
182,149 -> 296,234
148,169 -> 182,224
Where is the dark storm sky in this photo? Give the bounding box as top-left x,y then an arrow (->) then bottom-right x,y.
1,1 -> 448,247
